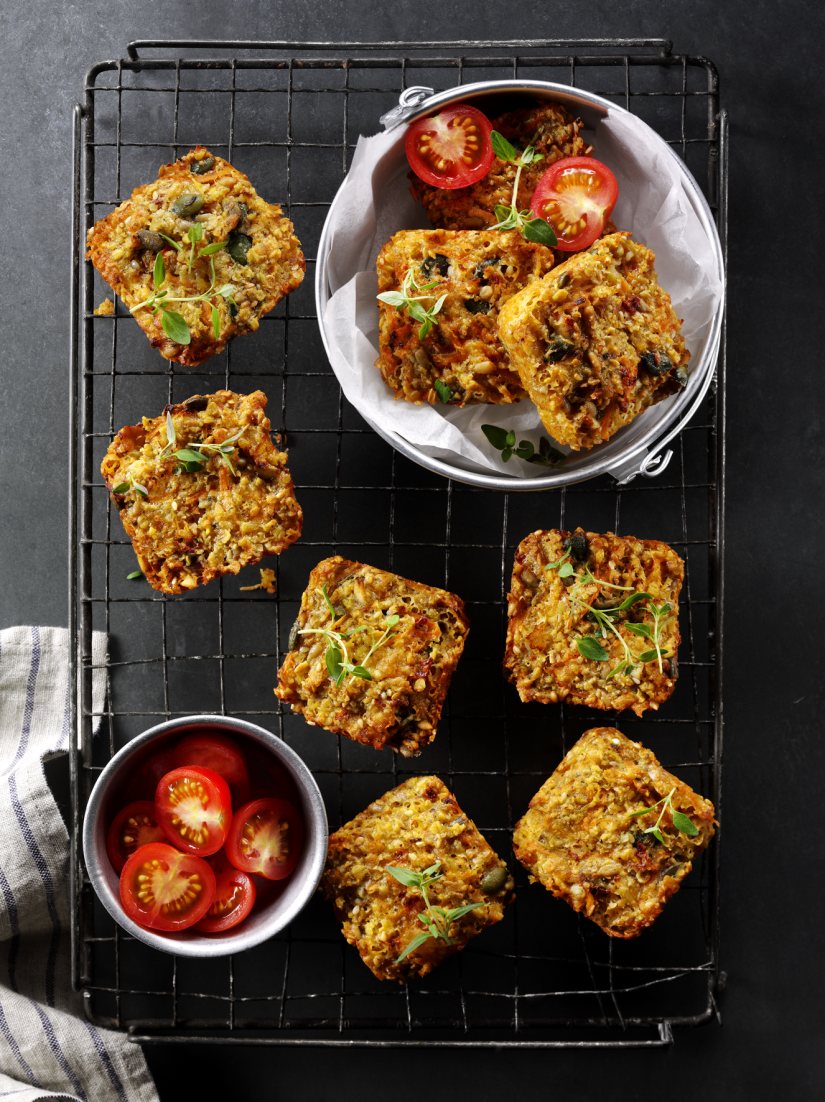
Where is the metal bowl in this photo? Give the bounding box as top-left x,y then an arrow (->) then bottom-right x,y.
82,715 -> 328,957
315,79 -> 725,490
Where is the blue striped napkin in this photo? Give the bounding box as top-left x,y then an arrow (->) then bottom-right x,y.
0,626 -> 157,1102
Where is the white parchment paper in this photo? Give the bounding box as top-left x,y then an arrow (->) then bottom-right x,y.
321,105 -> 724,477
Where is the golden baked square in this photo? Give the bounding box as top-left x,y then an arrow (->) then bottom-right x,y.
497,232 -> 689,450
322,775 -> 514,982
86,146 -> 304,366
410,102 -> 589,230
513,727 -> 716,938
504,528 -> 683,716
101,390 -> 302,594
376,229 -> 554,405
275,557 -> 469,756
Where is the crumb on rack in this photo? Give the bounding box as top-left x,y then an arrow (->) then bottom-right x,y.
94,297 -> 115,316
240,567 -> 277,593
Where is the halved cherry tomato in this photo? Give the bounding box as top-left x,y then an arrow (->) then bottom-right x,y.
155,765 -> 232,857
106,800 -> 166,873
127,747 -> 179,801
196,859 -> 257,934
225,798 -> 302,882
406,104 -> 494,190
529,156 -> 619,252
173,732 -> 250,803
120,842 -> 216,932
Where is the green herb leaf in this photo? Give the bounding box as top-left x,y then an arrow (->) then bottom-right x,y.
557,561 -> 575,578
671,810 -> 699,837
396,931 -> 433,963
350,665 -> 373,680
126,570 -> 143,581
481,423 -> 511,450
649,827 -> 667,846
173,448 -> 206,465
160,309 -> 191,345
187,222 -> 204,244
200,240 -> 227,256
158,233 -> 181,252
625,622 -> 653,638
321,585 -> 337,620
434,379 -> 455,404
444,902 -> 484,922
211,303 -> 221,340
637,649 -> 660,662
165,410 -> 176,448
490,130 -> 518,162
153,251 -> 165,289
385,614 -> 401,628
577,635 -> 609,661
385,866 -> 425,889
377,290 -> 407,307
523,217 -> 558,247
112,482 -> 130,494
616,591 -> 653,612
325,643 -> 344,681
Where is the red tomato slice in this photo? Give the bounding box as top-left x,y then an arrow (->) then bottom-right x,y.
406,104 -> 494,190
173,732 -> 250,803
155,765 -> 232,857
225,798 -> 302,882
196,861 -> 256,934
120,842 -> 216,932
529,156 -> 619,252
106,800 -> 166,873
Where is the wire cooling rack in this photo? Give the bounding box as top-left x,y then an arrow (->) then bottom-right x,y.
69,39 -> 727,1047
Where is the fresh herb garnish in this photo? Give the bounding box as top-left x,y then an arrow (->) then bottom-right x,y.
545,548 -> 674,676
628,786 -> 699,846
299,587 -> 400,686
481,423 -> 563,466
126,569 -> 143,581
386,862 -> 484,962
168,428 -> 245,476
488,131 -> 557,246
130,242 -> 236,346
434,379 -> 455,404
111,476 -> 148,497
377,267 -> 448,340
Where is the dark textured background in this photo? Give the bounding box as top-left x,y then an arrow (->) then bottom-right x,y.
1,1 -> 823,1099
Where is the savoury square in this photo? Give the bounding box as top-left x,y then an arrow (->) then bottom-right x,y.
410,102 -> 589,230
497,232 -> 689,449
100,390 -> 302,594
504,528 -> 683,716
86,146 -> 304,366
322,775 -> 514,982
275,557 -> 469,756
512,727 -> 715,938
376,229 -> 554,405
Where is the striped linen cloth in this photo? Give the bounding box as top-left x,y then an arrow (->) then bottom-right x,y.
0,626 -> 157,1102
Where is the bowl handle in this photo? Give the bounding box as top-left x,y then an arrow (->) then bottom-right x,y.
380,86 -> 436,131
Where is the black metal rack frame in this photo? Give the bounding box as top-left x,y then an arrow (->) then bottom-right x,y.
69,39 -> 727,1048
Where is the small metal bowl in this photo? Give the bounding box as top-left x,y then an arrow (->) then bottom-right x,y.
315,79 -> 725,490
82,715 -> 328,957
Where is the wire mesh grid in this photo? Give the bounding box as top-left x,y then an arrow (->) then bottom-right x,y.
70,40 -> 726,1047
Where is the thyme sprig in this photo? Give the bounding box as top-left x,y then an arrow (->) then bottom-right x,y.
131,244 -> 237,346
159,413 -> 244,476
377,266 -> 448,340
385,862 -> 484,962
299,585 -> 400,686
489,131 -> 557,246
628,786 -> 699,846
481,423 -> 563,466
545,548 -> 674,676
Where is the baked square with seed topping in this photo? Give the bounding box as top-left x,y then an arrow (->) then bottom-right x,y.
513,727 -> 715,938
410,102 -> 589,230
101,390 -> 302,594
376,229 -> 554,405
321,775 -> 514,982
86,146 -> 304,367
504,528 -> 683,716
497,232 -> 689,450
275,557 -> 469,756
